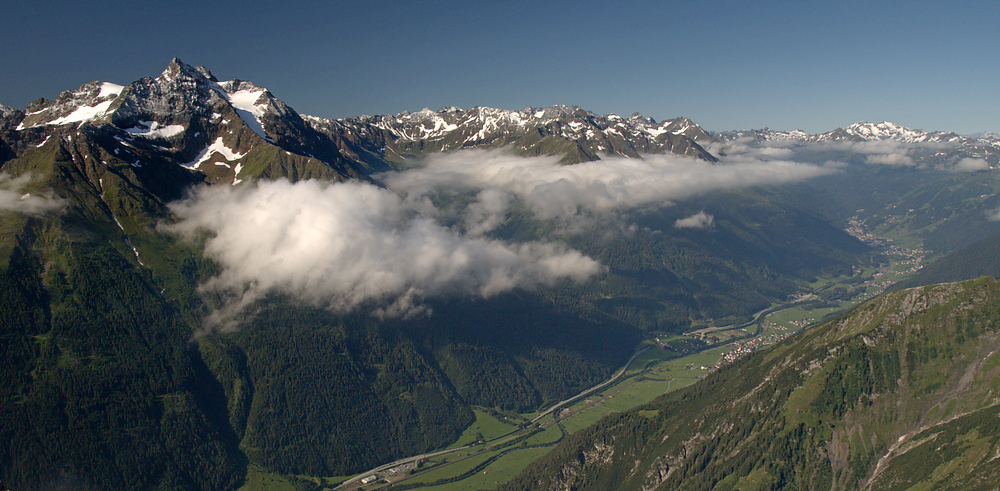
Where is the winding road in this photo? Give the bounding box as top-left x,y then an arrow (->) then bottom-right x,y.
335,345 -> 650,489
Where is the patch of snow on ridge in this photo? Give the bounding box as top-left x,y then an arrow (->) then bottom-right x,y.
225,89 -> 271,140
228,89 -> 266,117
45,99 -> 117,126
98,82 -> 125,99
641,125 -> 668,137
184,137 -> 246,169
17,82 -> 124,130
124,121 -> 185,138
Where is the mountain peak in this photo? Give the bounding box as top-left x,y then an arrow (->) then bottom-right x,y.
161,57 -> 218,83
842,120 -> 962,143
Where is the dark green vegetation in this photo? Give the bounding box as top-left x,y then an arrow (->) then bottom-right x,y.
896,228 -> 1000,289
803,163 -> 1000,255
503,277 -> 1000,491
0,140 -> 633,487
571,188 -> 868,331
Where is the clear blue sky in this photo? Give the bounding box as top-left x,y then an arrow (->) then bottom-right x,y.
1,0 -> 997,134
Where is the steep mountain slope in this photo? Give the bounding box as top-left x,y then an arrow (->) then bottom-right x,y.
0,142 -> 247,488
4,58 -> 370,188
504,277 -> 1000,490
895,229 -> 1000,288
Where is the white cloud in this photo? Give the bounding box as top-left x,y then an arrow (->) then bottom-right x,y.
675,211 -> 714,229
381,149 -> 835,228
0,173 -> 66,215
165,179 -> 602,326
163,149 -> 846,326
865,153 -> 915,166
755,146 -> 795,158
954,157 -> 989,172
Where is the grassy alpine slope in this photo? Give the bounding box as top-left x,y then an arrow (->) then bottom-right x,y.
503,276 -> 1000,491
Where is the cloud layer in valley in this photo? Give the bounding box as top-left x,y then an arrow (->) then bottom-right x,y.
380,149 -> 837,232
712,138 -> 992,173
0,173 -> 66,215
164,149 -> 846,325
166,179 -> 602,325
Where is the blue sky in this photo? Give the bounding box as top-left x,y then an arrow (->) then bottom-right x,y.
1,0 -> 997,134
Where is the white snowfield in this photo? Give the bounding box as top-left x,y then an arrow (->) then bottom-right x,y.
184,137 -> 246,169
124,120 -> 186,138
16,82 -> 125,130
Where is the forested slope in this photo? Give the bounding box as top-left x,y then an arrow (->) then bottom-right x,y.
504,277 -> 1000,491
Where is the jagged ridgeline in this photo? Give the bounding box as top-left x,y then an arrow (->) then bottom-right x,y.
504,277 -> 1000,491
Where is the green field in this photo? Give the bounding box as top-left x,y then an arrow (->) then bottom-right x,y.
239,466 -> 307,491
418,444 -> 556,491
448,409 -> 519,448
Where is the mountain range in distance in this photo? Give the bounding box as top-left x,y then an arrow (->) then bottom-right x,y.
4,58 -> 998,182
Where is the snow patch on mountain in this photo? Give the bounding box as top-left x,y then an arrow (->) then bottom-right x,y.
124,120 -> 185,138
17,82 -> 125,130
46,99 -> 116,127
838,121 -> 962,143
98,82 -> 125,99
184,137 -> 246,169
222,87 -> 271,140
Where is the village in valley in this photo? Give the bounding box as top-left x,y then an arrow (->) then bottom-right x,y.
670,212 -> 929,372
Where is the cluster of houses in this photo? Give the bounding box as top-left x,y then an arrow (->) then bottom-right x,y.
716,331 -> 793,366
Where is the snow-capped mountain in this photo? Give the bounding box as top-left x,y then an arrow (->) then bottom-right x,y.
717,121 -> 963,144
715,121 -> 1000,168
305,105 -> 716,165
0,58 -> 717,190
820,121 -> 963,143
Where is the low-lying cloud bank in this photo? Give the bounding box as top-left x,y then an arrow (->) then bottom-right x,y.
166,149 -> 842,325
0,173 -> 66,215
166,179 -> 602,324
381,149 -> 836,231
711,138 -> 991,172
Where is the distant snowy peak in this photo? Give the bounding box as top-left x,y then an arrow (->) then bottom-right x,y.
713,122 -> 1000,169
158,57 -> 218,83
713,128 -> 811,143
832,121 -> 962,143
718,121 -> 964,145
968,132 -> 1000,142
4,57 -> 715,183
0,103 -> 14,117
319,105 -> 711,144
310,105 -> 716,162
